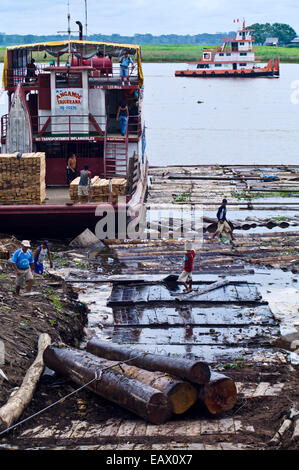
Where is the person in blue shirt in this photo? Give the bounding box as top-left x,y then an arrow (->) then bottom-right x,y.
34,240 -> 53,275
10,240 -> 34,295
119,50 -> 134,85
211,199 -> 236,244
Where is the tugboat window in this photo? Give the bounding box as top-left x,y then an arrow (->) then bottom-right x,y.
55,73 -> 82,88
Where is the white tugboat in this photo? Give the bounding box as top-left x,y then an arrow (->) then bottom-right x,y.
175,20 -> 279,78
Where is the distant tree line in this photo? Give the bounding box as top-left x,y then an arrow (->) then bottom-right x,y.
0,23 -> 296,47
0,31 -> 236,46
248,23 -> 297,45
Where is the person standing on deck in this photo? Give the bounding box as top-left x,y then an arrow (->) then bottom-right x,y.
116,101 -> 129,136
10,241 -> 34,295
67,153 -> 78,185
119,50 -> 134,85
34,240 -> 53,275
178,241 -> 196,293
211,199 -> 236,244
78,164 -> 91,204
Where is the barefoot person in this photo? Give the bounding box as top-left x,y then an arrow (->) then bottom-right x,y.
10,240 -> 34,295
178,241 -> 196,293
211,199 -> 236,244
67,153 -> 78,185
34,240 -> 53,274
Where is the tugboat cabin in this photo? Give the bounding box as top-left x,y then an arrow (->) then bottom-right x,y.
1,40 -> 145,186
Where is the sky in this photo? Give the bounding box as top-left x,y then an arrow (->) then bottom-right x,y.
1,0 -> 299,36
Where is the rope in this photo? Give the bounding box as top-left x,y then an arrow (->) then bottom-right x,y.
0,355 -> 140,438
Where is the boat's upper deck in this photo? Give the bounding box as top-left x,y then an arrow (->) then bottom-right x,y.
2,40 -> 143,91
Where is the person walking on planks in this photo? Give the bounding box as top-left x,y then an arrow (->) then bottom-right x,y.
178,241 -> 196,293
211,199 -> 236,244
34,240 -> 53,274
10,240 -> 35,295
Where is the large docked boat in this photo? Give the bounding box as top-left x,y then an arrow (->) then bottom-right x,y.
175,21 -> 280,78
0,24 -> 148,238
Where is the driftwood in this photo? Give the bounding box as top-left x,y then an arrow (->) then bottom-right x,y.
87,339 -> 211,384
197,372 -> 237,415
43,345 -> 173,424
0,333 -> 51,431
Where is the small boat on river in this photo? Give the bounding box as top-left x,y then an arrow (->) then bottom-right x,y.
175,20 -> 279,78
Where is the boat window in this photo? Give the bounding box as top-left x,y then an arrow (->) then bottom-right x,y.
215,64 -> 222,67
240,63 -> 247,67
226,53 -> 231,56
55,72 -> 82,88
203,53 -> 210,59
240,52 -> 247,56
240,42 -> 245,45
219,53 -> 224,56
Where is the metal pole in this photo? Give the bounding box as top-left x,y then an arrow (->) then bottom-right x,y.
85,0 -> 88,40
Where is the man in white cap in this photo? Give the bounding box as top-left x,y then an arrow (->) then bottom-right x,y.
10,240 -> 34,295
178,240 -> 196,293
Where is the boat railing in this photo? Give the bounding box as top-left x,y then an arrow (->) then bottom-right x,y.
31,114 -> 106,138
5,62 -> 139,88
5,63 -> 50,87
88,64 -> 139,86
127,112 -> 142,137
29,113 -> 142,139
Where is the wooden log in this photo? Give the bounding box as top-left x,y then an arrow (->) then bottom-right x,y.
110,362 -> 197,415
0,333 -> 51,431
87,339 -> 211,384
197,372 -> 237,415
43,345 -> 173,424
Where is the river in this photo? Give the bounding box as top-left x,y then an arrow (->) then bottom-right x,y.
1,62 -> 299,165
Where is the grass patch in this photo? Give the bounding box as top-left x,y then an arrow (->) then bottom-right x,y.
2,44 -> 299,63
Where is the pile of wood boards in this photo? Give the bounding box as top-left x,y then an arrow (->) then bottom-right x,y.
0,152 -> 46,204
69,176 -> 127,203
44,340 -> 237,424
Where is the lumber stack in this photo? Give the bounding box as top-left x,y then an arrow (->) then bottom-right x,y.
0,152 -> 46,204
69,176 -> 128,203
43,340 -> 237,424
89,178 -> 110,202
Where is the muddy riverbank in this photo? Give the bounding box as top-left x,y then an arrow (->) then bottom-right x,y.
0,235 -> 88,409
0,230 -> 298,450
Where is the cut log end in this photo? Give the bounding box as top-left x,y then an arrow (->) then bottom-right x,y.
202,377 -> 237,415
190,362 -> 211,384
147,392 -> 172,425
169,382 -> 198,415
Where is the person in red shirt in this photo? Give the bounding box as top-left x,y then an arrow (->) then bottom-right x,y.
178,241 -> 196,293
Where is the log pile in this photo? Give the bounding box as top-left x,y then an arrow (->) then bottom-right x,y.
43,340 -> 237,424
0,152 -> 46,204
69,176 -> 127,203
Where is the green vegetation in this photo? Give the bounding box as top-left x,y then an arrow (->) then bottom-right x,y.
1,44 -> 299,64
249,22 -> 296,46
173,192 -> 191,203
231,190 -> 299,200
